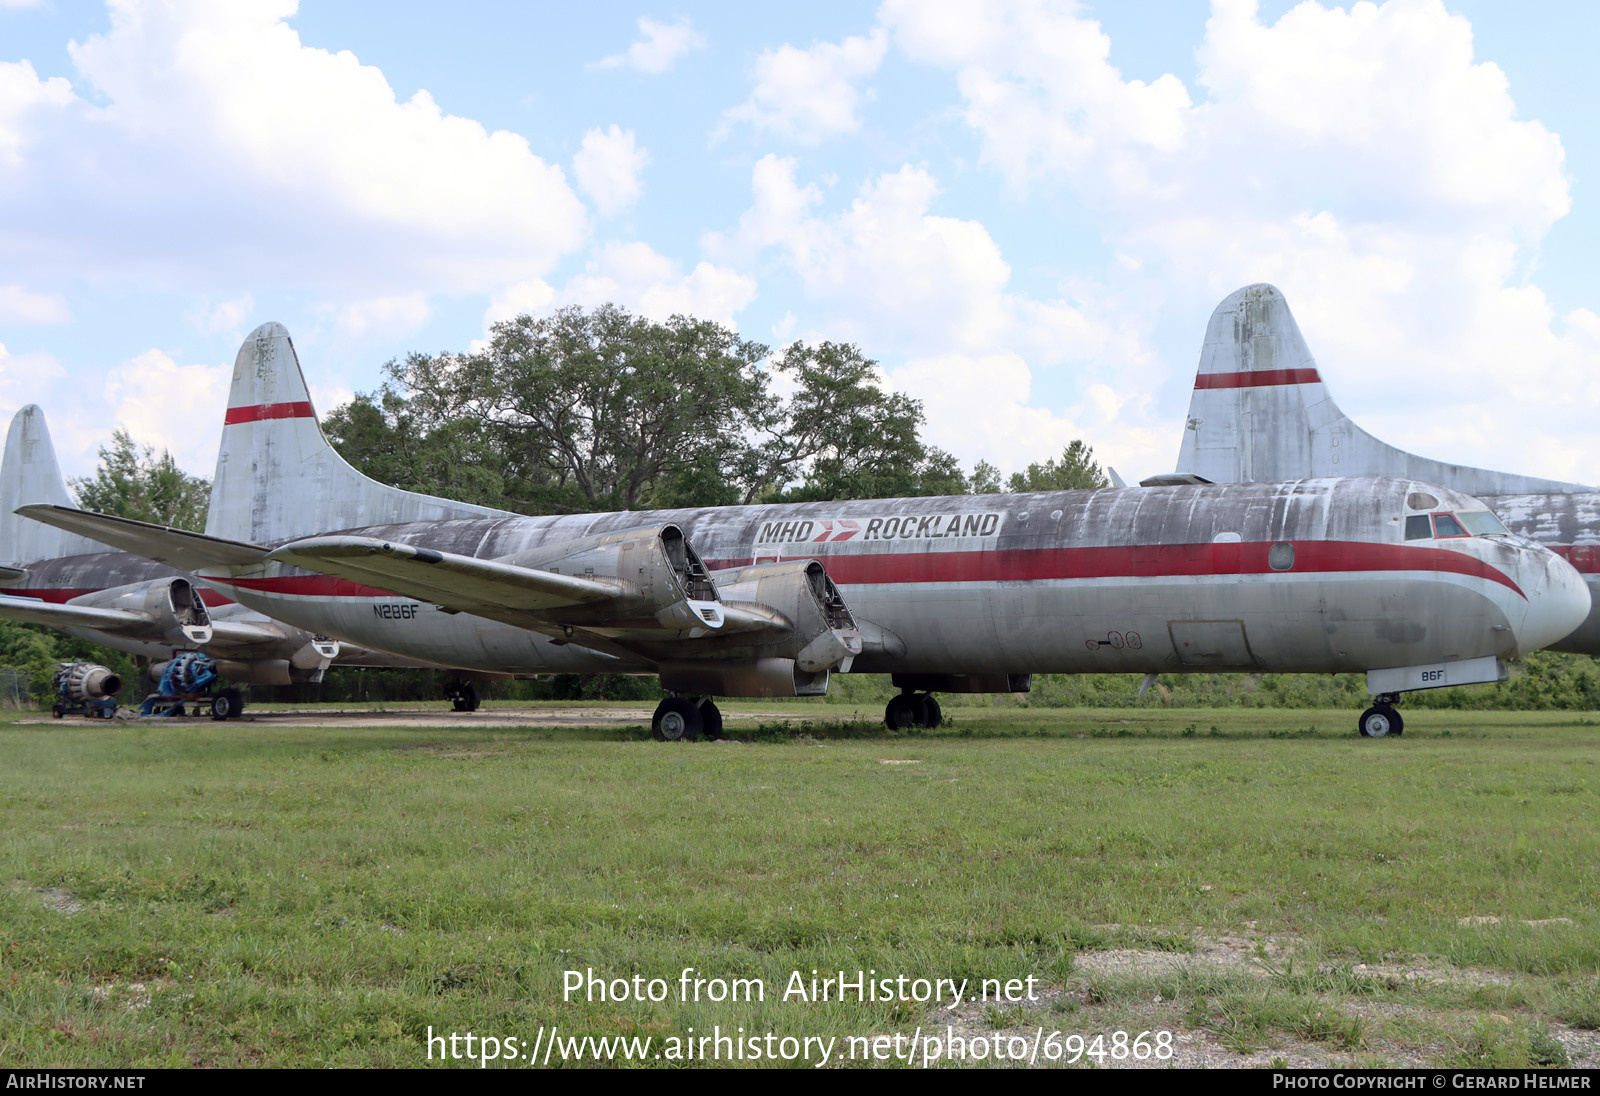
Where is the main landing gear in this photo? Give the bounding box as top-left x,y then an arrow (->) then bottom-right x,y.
445,680 -> 481,712
885,690 -> 942,730
1358,693 -> 1403,738
652,696 -> 723,742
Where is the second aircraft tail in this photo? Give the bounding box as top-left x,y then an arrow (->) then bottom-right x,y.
206,323 -> 513,545
0,405 -> 107,568
1174,283 -> 1592,495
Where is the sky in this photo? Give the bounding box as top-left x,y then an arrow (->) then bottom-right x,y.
1,0 -> 1598,491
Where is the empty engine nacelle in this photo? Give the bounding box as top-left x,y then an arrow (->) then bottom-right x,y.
713,559 -> 862,671
53,661 -> 121,701
499,523 -> 724,635
71,577 -> 213,646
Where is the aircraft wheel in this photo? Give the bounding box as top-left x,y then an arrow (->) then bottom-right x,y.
698,699 -> 724,741
885,693 -> 922,730
212,688 -> 243,721
653,697 -> 704,742
920,695 -> 943,729
451,682 -> 482,713
1358,705 -> 1403,738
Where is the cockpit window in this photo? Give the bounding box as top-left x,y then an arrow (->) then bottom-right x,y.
1432,513 -> 1469,538
1404,515 -> 1432,541
1455,510 -> 1511,537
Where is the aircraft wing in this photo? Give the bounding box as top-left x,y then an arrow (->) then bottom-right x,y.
0,593 -> 155,634
267,536 -> 621,616
0,564 -> 26,587
14,505 -> 269,570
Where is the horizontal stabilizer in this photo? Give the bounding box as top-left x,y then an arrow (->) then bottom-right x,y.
0,594 -> 154,634
267,536 -> 621,616
15,506 -> 269,571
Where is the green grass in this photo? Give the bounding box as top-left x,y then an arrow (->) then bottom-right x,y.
1,705 -> 1598,1067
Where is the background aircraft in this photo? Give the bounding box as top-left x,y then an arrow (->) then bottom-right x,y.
0,404 -> 447,716
1174,284 -> 1600,654
19,323 -> 1590,739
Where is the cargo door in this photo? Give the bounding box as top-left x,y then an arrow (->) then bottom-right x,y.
1169,620 -> 1255,667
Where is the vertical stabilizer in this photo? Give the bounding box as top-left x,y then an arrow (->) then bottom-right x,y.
0,405 -> 106,566
207,323 -> 514,544
1174,284 -> 1593,495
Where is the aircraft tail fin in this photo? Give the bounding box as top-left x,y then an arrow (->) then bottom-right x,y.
207,323 -> 514,544
1173,284 -> 1593,495
0,405 -> 107,566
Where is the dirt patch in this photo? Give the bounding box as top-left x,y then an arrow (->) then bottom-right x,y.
40,887 -> 81,915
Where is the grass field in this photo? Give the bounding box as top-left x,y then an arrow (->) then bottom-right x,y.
2,704 -> 1597,1068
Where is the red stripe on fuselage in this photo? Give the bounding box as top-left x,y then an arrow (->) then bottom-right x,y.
1194,368 -> 1322,389
12,587 -> 236,606
224,401 -> 315,424
207,574 -> 405,599
222,540 -> 1524,599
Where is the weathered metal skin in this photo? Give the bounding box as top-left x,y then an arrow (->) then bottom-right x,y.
192,477 -> 1587,681
34,321 -> 1584,693
0,405 -> 435,672
1173,284 -> 1600,654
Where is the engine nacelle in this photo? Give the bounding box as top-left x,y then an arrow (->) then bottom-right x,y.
713,559 -> 862,671
71,577 -> 213,646
497,523 -> 725,635
658,658 -> 831,698
53,661 -> 121,701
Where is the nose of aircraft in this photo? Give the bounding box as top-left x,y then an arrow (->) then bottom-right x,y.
1512,545 -> 1592,655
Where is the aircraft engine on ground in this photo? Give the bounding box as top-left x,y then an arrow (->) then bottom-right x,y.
53,661 -> 120,702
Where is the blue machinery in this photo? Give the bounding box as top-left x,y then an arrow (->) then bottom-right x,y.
139,652 -> 245,720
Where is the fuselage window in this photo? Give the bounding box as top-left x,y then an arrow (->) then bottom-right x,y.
1404,515 -> 1432,541
1268,542 -> 1295,571
1432,512 -> 1469,538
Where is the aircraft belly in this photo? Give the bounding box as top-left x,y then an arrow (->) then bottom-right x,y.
218,587 -> 642,674
845,571 -> 1515,675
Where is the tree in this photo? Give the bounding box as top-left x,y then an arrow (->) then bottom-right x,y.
746,341 -> 967,503
388,304 -> 772,513
71,429 -> 211,531
1005,440 -> 1109,493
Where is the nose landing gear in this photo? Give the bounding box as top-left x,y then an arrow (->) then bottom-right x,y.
885,690 -> 942,730
1358,693 -> 1403,738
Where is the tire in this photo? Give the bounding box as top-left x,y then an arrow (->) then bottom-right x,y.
885,693 -> 920,730
920,695 -> 943,729
699,700 -> 724,741
1358,705 -> 1402,738
212,688 -> 243,721
652,697 -> 704,742
464,682 -> 481,712
51,705 -> 63,719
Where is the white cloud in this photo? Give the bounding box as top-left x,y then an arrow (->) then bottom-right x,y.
594,16 -> 706,75
550,241 -> 757,325
880,0 -> 1596,478
708,154 -> 1163,473
572,125 -> 651,217
329,293 -> 433,340
0,284 -> 69,323
722,29 -> 887,144
102,348 -> 231,477
189,294 -> 255,336
483,242 -> 756,330
0,0 -> 586,299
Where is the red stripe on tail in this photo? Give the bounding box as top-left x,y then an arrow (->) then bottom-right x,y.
224,401 -> 315,424
1194,368 -> 1321,390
